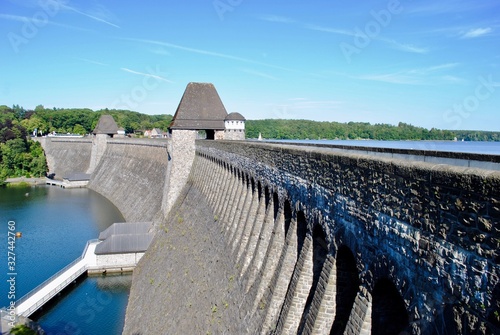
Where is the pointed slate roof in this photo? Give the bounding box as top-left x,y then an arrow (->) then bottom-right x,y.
93,115 -> 118,135
169,82 -> 228,130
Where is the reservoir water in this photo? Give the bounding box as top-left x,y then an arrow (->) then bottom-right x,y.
0,185 -> 130,334
270,139 -> 500,155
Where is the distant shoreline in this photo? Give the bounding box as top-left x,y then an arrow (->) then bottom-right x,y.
4,177 -> 46,186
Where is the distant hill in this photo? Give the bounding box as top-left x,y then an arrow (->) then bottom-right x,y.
246,119 -> 500,141
1,105 -> 499,141
1,105 -> 173,136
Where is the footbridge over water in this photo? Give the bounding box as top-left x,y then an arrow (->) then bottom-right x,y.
14,222 -> 152,319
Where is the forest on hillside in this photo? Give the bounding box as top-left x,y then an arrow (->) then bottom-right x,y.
6,105 -> 173,135
0,105 -> 173,183
2,104 -> 499,184
0,106 -> 46,184
245,119 -> 500,141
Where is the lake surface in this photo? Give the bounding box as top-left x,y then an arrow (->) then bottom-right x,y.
268,139 -> 500,155
0,185 -> 129,334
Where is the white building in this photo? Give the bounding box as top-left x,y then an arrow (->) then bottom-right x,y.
224,112 -> 246,140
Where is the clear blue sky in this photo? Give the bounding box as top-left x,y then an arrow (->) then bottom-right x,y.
1,0 -> 499,131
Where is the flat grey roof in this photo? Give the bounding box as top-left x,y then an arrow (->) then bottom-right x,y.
95,233 -> 153,255
98,222 -> 152,240
96,222 -> 153,254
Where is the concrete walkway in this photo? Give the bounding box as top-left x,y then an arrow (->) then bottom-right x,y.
15,241 -> 99,317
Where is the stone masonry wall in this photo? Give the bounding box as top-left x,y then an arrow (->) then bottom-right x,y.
123,183 -> 262,335
163,130 -> 197,216
87,133 -> 108,174
36,137 -> 92,179
87,139 -> 170,222
194,140 -> 500,334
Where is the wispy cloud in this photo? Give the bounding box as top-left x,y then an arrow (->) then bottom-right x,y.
406,1 -> 496,15
75,57 -> 108,66
440,75 -> 467,83
239,68 -> 278,80
408,63 -> 460,74
0,13 -> 91,31
356,73 -> 422,85
150,48 -> 171,56
60,3 -> 120,28
382,39 -> 429,54
305,24 -> 428,54
304,24 -> 355,36
355,63 -> 463,85
123,37 -> 314,76
259,15 -> 295,23
120,68 -> 173,83
460,27 -> 493,39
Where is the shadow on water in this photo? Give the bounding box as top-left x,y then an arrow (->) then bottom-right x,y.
34,274 -> 132,335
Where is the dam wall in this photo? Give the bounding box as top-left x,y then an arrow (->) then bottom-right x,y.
35,137 -> 92,179
87,139 -> 170,222
39,137 -> 171,223
124,140 -> 499,335
41,135 -> 499,334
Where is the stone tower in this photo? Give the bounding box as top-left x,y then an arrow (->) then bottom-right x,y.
164,82 -> 228,214
88,115 -> 118,174
169,82 -> 228,139
224,112 -> 246,140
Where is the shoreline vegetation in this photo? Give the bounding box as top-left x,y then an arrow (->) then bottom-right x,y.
2,104 -> 499,185
4,177 -> 46,186
245,119 -> 500,142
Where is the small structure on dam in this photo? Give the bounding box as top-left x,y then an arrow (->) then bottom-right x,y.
93,221 -> 153,273
169,82 -> 229,140
225,112 -> 246,140
88,114 -> 119,173
164,82 -> 246,212
93,114 -> 119,137
168,82 -> 246,141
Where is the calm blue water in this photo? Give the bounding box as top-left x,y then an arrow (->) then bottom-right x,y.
269,140 -> 500,155
0,185 -> 129,334
36,274 -> 132,335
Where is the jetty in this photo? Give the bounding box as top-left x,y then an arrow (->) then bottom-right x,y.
15,240 -> 100,317
12,222 -> 153,318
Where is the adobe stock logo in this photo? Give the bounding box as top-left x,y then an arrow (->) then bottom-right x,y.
213,0 -> 243,21
339,0 -> 403,64
7,0 -> 61,53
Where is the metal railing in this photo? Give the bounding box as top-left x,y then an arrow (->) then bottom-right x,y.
15,239 -> 100,317
17,263 -> 88,317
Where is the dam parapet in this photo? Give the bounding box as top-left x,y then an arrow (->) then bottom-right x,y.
195,140 -> 500,334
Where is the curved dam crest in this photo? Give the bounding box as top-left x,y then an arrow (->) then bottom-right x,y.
40,137 -> 500,335
39,137 -> 170,223
87,139 -> 170,222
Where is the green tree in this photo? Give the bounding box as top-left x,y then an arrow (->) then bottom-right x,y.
9,324 -> 37,335
72,124 -> 87,135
